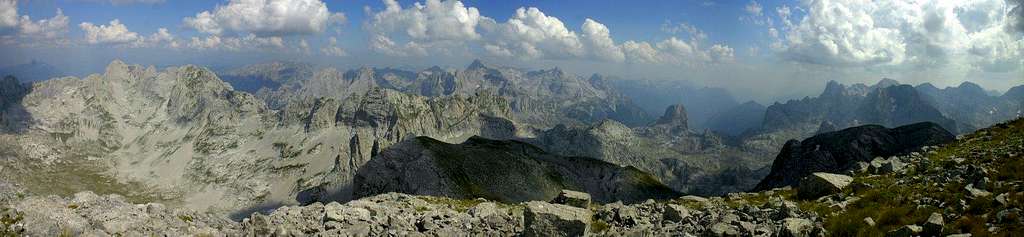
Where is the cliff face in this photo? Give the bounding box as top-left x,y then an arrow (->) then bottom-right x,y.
753,122 -> 954,190
353,136 -> 679,203
0,61 -> 518,212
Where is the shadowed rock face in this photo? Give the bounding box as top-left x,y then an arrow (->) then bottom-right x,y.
653,104 -> 689,134
353,136 -> 679,204
753,122 -> 954,191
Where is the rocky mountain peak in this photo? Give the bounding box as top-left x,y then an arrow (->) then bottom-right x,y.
874,78 -> 901,89
466,59 -> 489,70
954,81 -> 986,95
654,104 -> 689,130
821,80 -> 846,97
1004,85 -> 1024,99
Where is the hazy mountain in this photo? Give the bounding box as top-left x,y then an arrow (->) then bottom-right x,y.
353,136 -> 679,203
529,104 -> 775,196
219,61 -> 316,93
916,82 -> 1023,132
609,79 -> 739,129
0,60 -> 64,83
255,60 -> 652,130
741,79 -> 958,153
705,101 -> 766,136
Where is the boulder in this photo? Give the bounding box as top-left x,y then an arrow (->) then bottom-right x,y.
708,222 -> 740,237
552,190 -> 592,208
797,173 -> 853,199
886,225 -> 922,237
663,204 -> 692,222
780,218 -> 814,237
923,212 -> 943,235
523,201 -> 592,237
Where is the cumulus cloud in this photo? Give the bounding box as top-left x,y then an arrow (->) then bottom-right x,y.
321,37 -> 346,56
0,0 -> 17,30
0,1 -> 69,46
80,19 -> 141,44
767,0 -> 1023,72
184,0 -> 346,36
365,0 -> 485,56
741,0 -> 772,26
483,7 -> 585,59
1010,0 -> 1024,33
187,34 -> 285,51
363,0 -> 734,65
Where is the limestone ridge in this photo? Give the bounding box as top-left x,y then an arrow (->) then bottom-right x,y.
753,122 -> 954,190
0,60 -> 518,212
254,59 -> 652,129
353,136 -> 679,203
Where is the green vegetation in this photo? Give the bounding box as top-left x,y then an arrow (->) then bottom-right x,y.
0,208 -> 23,237
808,118 -> 1024,236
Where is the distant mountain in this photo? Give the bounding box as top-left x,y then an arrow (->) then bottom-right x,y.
754,122 -> 953,190
220,61 -> 316,93
705,101 -> 766,136
0,60 -> 64,83
916,81 -> 1022,132
609,79 -> 739,129
353,136 -> 679,203
529,104 -> 774,196
256,59 -> 653,129
743,79 -> 958,153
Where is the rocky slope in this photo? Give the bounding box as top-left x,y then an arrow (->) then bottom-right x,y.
530,104 -> 774,196
0,60 -> 517,213
754,122 -> 955,190
353,136 -> 679,203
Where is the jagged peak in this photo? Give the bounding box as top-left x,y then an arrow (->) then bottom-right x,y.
466,59 -> 489,70
874,78 -> 901,88
654,104 -> 688,128
821,80 -> 846,97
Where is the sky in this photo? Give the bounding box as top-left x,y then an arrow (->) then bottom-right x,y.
1,0 -> 1022,102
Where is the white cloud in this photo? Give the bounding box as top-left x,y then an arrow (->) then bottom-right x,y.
184,0 -> 345,36
365,0 -> 485,56
1,2 -> 69,46
187,34 -> 285,51
741,0 -> 772,26
484,7 -> 585,59
581,19 -> 625,62
80,19 -> 140,44
1010,0 -> 1024,33
768,0 -> 1023,71
363,0 -> 735,65
321,37 -> 346,56
0,0 -> 17,30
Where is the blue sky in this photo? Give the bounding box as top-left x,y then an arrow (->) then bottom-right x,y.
1,0 -> 1022,102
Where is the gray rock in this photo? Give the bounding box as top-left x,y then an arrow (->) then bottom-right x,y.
708,222 -> 740,237
864,217 -> 876,227
965,183 -> 991,198
780,218 -> 814,237
552,190 -> 592,208
663,204 -> 692,222
523,201 -> 592,237
886,225 -> 922,237
923,212 -> 943,236
797,173 -> 853,199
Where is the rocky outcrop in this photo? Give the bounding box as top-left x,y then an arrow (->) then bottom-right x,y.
796,173 -> 853,200
652,104 -> 689,133
353,136 -> 679,203
523,201 -> 591,236
754,122 -> 954,190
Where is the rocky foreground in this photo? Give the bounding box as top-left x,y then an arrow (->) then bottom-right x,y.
2,118 -> 1023,236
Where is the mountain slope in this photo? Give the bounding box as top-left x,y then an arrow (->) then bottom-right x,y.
0,60 -> 518,212
353,136 -> 679,203
754,122 -> 954,190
